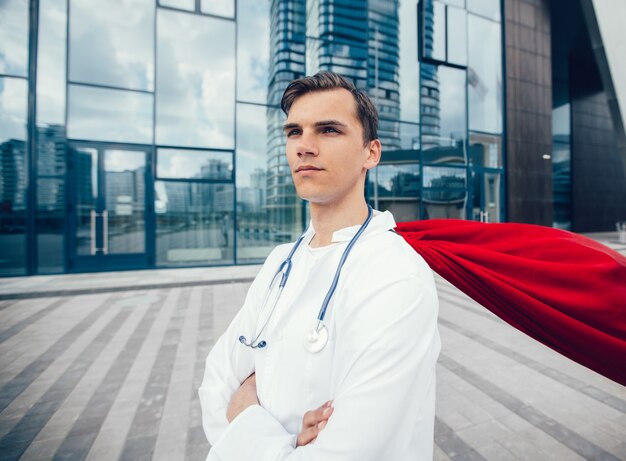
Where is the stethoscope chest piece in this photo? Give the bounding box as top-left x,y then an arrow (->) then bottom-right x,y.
303,322 -> 329,353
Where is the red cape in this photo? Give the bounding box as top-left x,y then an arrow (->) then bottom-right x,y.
396,219 -> 626,386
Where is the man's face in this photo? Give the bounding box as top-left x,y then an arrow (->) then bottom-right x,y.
283,88 -> 380,205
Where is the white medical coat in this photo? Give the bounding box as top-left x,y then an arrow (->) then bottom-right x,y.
199,210 -> 441,460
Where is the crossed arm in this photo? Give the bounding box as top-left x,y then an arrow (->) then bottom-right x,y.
227,372 -> 334,447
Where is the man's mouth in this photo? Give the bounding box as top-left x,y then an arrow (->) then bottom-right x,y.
296,166 -> 323,172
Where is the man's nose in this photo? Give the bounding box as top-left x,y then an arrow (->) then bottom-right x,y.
297,132 -> 318,157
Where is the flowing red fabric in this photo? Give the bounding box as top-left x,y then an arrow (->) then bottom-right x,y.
395,219 -> 626,386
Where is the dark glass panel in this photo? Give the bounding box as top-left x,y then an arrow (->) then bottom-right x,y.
73,147 -> 98,256
470,170 -> 502,222
68,84 -> 153,143
156,10 -> 235,148
69,0 -> 154,91
0,77 -> 27,275
468,132 -> 502,168
237,0 -> 271,104
0,0 -> 28,77
468,14 -> 502,134
37,178 -> 65,273
157,149 -> 233,180
155,181 -> 234,266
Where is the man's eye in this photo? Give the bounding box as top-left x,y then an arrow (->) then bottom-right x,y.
322,127 -> 339,134
287,129 -> 301,137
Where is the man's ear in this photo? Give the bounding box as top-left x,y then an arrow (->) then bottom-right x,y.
364,139 -> 382,171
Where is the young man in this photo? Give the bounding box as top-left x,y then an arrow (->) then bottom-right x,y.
199,71 -> 441,460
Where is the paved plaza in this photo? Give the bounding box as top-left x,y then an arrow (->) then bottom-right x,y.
0,234 -> 624,460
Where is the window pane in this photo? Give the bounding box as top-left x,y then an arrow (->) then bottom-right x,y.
156,10 -> 235,148
73,147 -> 98,256
398,0 -> 419,123
552,142 -> 571,230
37,0 -> 67,126
368,163 -> 421,222
0,77 -> 27,275
69,0 -> 154,91
553,103 -> 571,137
37,178 -> 65,273
470,170 -> 501,222
467,0 -> 500,21
422,65 -> 466,164
236,104 -> 301,262
237,0 -> 270,104
442,0 -> 464,7
68,84 -> 153,143
375,164 -> 421,198
468,132 -> 502,168
0,0 -> 28,77
423,166 -> 467,219
422,0 -> 445,62
155,181 -> 234,266
468,14 -> 502,134
105,150 -> 146,254
423,166 -> 466,188
37,126 -> 67,176
447,6 -> 467,67
0,77 -> 28,142
157,148 -> 233,180
159,0 -> 194,10
201,0 -> 234,18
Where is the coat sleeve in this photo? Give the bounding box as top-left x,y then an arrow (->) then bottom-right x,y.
198,248 -> 283,447
207,266 -> 441,461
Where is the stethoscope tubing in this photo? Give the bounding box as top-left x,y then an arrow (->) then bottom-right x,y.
240,205 -> 373,349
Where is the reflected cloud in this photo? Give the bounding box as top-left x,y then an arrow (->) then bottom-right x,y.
0,0 -> 29,77
68,84 -> 153,143
70,0 -> 154,91
37,0 -> 67,126
156,9 -> 235,149
0,77 -> 27,142
237,0 -> 270,103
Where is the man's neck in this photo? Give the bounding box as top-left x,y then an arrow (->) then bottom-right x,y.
309,197 -> 370,248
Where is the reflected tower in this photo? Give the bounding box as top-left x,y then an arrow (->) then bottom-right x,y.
266,0 -> 306,239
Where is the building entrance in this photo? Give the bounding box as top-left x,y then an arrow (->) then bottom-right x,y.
68,143 -> 151,272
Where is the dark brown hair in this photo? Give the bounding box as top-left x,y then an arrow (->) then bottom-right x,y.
280,71 -> 379,145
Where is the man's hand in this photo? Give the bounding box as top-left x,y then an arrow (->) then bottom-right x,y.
226,372 -> 259,423
296,400 -> 334,447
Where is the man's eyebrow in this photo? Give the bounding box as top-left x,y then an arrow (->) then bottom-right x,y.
282,120 -> 348,132
314,120 -> 348,128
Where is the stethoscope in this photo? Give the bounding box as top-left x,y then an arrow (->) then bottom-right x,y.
239,205 -> 374,353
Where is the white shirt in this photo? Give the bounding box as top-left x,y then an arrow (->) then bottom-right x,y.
199,209 -> 441,460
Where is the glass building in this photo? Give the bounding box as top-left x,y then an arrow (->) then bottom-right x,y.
1,0 -> 625,275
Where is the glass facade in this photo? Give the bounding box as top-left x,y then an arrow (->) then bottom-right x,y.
0,0 -> 504,275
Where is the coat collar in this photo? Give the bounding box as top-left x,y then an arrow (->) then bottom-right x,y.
304,209 -> 396,244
